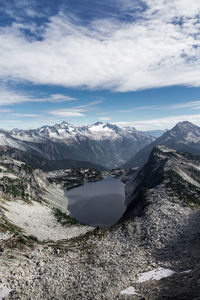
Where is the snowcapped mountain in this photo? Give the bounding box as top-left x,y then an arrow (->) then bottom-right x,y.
0,122 -> 154,169
124,121 -> 200,168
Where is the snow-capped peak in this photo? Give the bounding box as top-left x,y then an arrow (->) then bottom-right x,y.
87,122 -> 120,140
166,121 -> 200,143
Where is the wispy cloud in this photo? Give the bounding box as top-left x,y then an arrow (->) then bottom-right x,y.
97,112 -> 110,115
117,100 -> 200,113
98,117 -> 112,121
49,100 -> 102,117
0,88 -> 76,106
49,111 -> 84,117
45,94 -> 76,103
11,113 -> 38,117
0,1 -> 200,91
0,108 -> 13,113
115,113 -> 200,130
0,0 -> 43,21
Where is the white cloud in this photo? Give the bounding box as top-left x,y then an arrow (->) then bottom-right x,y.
0,88 -> 76,105
11,113 -> 38,117
98,117 -> 112,121
46,94 -> 76,103
115,114 -> 200,130
0,1 -> 200,91
117,100 -> 200,113
49,100 -> 102,117
0,108 -> 13,113
49,111 -> 84,117
0,0 -> 42,21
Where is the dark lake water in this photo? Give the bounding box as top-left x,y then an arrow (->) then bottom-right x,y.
65,176 -> 126,228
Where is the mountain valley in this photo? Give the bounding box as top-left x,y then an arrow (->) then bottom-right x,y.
0,121 -> 200,299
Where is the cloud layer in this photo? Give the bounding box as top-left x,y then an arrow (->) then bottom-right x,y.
115,113 -> 200,130
0,88 -> 75,105
0,0 -> 200,91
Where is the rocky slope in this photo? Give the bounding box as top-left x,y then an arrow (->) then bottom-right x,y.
124,121 -> 200,168
0,157 -> 94,244
0,146 -> 106,172
0,146 -> 200,299
0,122 -> 154,169
123,145 -> 200,219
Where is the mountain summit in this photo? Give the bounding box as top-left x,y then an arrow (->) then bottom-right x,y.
124,121 -> 200,168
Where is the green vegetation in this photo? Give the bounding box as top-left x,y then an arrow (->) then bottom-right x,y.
2,234 -> 39,250
0,214 -> 39,249
1,177 -> 29,200
21,163 -> 34,174
53,208 -> 81,225
26,234 -> 39,242
0,215 -> 22,235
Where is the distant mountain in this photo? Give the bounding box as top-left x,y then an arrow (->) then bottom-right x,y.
0,122 -> 154,169
0,146 -> 106,172
122,145 -> 200,221
141,129 -> 167,138
124,121 -> 200,168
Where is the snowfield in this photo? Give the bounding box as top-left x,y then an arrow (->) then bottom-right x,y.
5,200 -> 93,241
136,267 -> 175,283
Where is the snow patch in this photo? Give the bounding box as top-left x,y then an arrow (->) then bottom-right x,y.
87,123 -> 119,140
181,269 -> 192,274
120,286 -> 137,295
120,267 -> 193,296
136,268 -> 175,283
0,288 -> 12,300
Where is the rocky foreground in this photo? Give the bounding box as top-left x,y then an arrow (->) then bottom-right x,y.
0,147 -> 200,299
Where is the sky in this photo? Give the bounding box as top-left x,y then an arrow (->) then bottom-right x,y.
0,0 -> 200,130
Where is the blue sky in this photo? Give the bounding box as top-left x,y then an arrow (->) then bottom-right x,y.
0,0 -> 200,130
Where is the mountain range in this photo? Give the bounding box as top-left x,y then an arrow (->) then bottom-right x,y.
0,120 -> 200,170
0,122 -> 154,169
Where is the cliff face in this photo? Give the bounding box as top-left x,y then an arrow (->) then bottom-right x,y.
122,145 -> 200,220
